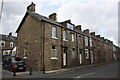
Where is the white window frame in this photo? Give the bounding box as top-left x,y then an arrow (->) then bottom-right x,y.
67,23 -> 74,30
0,40 -> 5,47
90,38 -> 92,47
72,48 -> 76,58
10,42 -> 13,47
85,36 -> 88,46
51,44 -> 57,59
113,46 -> 116,51
85,49 -> 89,59
72,34 -> 75,42
79,36 -> 81,44
63,30 -> 67,41
51,26 -> 57,38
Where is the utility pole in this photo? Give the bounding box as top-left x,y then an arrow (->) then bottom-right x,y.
0,0 -> 4,22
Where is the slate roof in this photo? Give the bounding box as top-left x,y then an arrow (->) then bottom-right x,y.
28,11 -> 63,27
16,11 -> 64,33
15,11 -> 113,45
0,34 -> 17,42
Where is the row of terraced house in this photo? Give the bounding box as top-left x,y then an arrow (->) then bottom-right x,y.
16,2 -> 120,71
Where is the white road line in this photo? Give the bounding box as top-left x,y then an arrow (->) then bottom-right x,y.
74,72 -> 95,78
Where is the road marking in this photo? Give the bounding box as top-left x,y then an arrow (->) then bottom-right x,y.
74,72 -> 95,78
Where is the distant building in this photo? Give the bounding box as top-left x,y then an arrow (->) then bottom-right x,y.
0,33 -> 17,56
16,2 -> 119,71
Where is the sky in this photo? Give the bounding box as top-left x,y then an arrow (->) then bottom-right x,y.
0,0 -> 119,46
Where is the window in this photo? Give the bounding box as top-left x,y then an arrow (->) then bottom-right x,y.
90,38 -> 92,47
85,49 -> 89,59
0,40 -> 5,47
85,36 -> 88,46
10,42 -> 13,47
79,36 -> 81,43
63,30 -> 67,40
51,45 -> 57,59
67,23 -> 74,30
72,48 -> 76,58
72,34 -> 75,42
52,27 -> 57,38
113,46 -> 116,51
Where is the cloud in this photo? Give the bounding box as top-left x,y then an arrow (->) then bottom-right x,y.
1,0 -> 119,46
1,2 -> 29,36
57,1 -> 118,45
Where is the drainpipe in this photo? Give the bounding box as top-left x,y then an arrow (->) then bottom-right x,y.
42,21 -> 45,72
76,32 -> 79,65
61,28 -> 63,68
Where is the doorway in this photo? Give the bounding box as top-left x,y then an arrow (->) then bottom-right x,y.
63,48 -> 67,67
90,51 -> 94,64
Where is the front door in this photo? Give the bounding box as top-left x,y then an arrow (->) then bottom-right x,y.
90,51 -> 94,64
79,54 -> 82,64
63,48 -> 67,67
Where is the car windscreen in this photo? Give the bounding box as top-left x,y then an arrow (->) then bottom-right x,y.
11,58 -> 22,62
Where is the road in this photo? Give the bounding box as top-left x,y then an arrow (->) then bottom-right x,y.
2,62 -> 118,79
30,62 -> 118,78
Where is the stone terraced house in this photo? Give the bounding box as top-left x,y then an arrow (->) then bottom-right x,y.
16,2 -> 120,71
0,33 -> 17,59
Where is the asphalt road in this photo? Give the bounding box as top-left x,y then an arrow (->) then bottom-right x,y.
31,62 -> 118,78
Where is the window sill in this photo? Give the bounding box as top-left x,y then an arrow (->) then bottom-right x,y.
51,37 -> 58,40
63,39 -> 68,41
72,41 -> 75,43
86,58 -> 89,59
51,57 -> 58,60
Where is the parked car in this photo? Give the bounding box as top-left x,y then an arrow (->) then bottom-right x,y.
3,56 -> 26,72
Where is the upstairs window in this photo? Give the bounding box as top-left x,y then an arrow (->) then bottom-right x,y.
90,38 -> 92,47
72,34 -> 75,42
85,49 -> 89,59
67,23 -> 74,30
10,42 -> 13,47
51,44 -> 57,59
79,35 -> 81,44
85,36 -> 88,46
52,26 -> 57,38
63,30 -> 67,40
0,40 -> 5,47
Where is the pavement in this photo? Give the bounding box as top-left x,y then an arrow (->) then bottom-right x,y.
2,61 -> 118,78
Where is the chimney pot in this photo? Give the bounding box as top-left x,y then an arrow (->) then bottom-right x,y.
96,35 -> 100,38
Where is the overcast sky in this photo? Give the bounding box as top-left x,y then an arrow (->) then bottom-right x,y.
0,0 -> 119,46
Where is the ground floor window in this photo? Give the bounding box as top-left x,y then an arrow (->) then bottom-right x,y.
51,44 -> 57,59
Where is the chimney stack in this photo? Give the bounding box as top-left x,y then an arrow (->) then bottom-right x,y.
75,25 -> 82,31
96,35 -> 100,38
90,32 -> 95,36
49,13 -> 57,21
83,29 -> 89,34
27,2 -> 36,12
66,20 -> 71,23
8,32 -> 12,36
110,41 -> 113,44
101,37 -> 104,40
